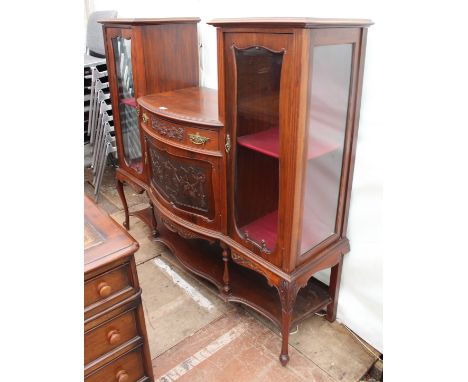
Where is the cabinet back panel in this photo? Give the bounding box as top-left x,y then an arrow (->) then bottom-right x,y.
235,146 -> 279,227
142,24 -> 199,93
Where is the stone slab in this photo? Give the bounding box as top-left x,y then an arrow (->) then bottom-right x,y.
138,258 -> 230,359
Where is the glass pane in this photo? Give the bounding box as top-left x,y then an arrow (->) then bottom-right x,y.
112,36 -> 142,173
234,46 -> 284,254
300,44 -> 353,255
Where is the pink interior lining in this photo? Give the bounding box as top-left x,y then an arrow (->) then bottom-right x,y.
240,209 -> 332,254
120,97 -> 137,108
237,128 -> 339,160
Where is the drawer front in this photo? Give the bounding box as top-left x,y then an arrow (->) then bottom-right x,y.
142,111 -> 220,152
86,346 -> 145,382
84,308 -> 139,365
84,263 -> 133,309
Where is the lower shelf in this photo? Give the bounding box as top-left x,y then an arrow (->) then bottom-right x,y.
149,211 -> 331,329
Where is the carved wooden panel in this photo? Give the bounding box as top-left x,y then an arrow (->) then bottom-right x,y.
152,116 -> 184,141
231,252 -> 270,283
147,140 -> 214,219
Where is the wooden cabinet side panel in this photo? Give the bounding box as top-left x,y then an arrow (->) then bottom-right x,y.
296,28 -> 364,267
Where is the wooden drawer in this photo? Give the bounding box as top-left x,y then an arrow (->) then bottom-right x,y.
85,346 -> 146,382
142,111 -> 220,152
84,308 -> 139,365
85,263 -> 133,310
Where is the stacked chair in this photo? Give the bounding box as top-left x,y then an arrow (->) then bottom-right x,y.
84,10 -> 117,201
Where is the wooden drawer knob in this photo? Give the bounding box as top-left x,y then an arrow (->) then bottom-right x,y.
97,282 -> 112,298
107,329 -> 121,345
116,369 -> 129,382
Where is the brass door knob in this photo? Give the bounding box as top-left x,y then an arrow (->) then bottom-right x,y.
107,329 -> 121,345
97,282 -> 112,298
142,113 -> 149,124
116,370 -> 129,382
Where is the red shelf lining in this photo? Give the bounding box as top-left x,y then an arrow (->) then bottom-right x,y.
240,209 -> 331,254
237,127 -> 339,160
120,97 -> 137,108
127,158 -> 143,173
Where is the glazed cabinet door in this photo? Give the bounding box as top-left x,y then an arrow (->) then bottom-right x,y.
297,28 -> 362,264
144,133 -> 222,231
223,32 -> 295,267
104,27 -> 145,181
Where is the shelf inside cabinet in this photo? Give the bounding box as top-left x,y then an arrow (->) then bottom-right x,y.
240,211 -> 278,251
120,97 -> 137,108
240,209 -> 332,254
237,127 -> 339,160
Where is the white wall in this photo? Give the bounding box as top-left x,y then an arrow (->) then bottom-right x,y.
92,0 -> 383,352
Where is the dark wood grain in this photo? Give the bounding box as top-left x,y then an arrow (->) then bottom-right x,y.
100,17 -> 372,367
139,87 -> 222,127
101,19 -> 201,235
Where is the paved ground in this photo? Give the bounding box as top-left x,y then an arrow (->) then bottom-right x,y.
85,163 -> 381,382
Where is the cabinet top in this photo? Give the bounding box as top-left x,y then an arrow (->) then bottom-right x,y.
208,17 -> 373,28
98,17 -> 200,26
84,195 -> 138,274
138,87 -> 223,128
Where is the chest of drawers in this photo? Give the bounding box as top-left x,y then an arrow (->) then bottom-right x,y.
84,196 -> 154,381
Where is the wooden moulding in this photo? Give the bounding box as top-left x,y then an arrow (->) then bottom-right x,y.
151,211 -> 331,329
98,18 -> 200,26
207,17 -> 373,29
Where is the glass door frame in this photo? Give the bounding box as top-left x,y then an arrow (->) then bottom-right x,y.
104,26 -> 146,181
223,30 -> 296,267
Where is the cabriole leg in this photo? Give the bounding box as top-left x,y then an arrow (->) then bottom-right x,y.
280,308 -> 293,366
326,254 -> 344,322
116,179 -> 130,230
276,280 -> 299,366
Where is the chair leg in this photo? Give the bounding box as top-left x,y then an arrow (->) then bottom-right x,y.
326,254 -> 344,322
116,179 -> 130,230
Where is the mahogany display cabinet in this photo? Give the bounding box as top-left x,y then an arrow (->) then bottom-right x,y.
99,18 -> 200,231
115,17 -> 372,366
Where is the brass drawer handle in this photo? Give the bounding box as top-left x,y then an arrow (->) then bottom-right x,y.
142,113 -> 149,124
189,132 -> 210,145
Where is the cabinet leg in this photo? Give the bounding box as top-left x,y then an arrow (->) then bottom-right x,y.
149,200 -> 159,238
276,280 -> 299,366
221,244 -> 231,294
116,179 -> 130,230
326,254 -> 344,322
